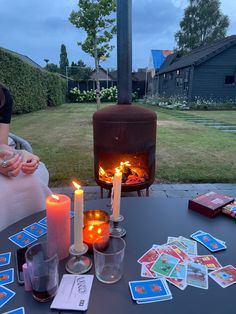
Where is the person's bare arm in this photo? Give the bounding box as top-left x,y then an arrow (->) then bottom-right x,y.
0,123 -> 9,145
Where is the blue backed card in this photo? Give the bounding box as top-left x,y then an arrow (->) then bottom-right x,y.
0,253 -> 11,267
38,217 -> 47,227
195,233 -> 226,252
0,268 -> 14,286
3,307 -> 25,314
9,231 -> 37,248
0,285 -> 15,308
24,223 -> 47,238
129,278 -> 171,301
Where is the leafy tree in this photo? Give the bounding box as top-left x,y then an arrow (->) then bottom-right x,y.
59,44 -> 69,76
175,0 -> 229,54
45,63 -> 60,73
69,60 -> 93,81
69,0 -> 116,109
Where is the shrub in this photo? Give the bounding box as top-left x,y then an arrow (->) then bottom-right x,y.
0,48 -> 66,113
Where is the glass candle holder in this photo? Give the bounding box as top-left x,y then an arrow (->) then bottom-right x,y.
83,210 -> 110,251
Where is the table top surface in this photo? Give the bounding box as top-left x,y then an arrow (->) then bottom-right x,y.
1,197 -> 236,314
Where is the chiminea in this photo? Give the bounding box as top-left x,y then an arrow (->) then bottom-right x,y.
93,0 -> 157,197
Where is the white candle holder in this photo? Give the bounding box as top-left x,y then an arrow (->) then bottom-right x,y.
110,214 -> 126,238
65,243 -> 92,274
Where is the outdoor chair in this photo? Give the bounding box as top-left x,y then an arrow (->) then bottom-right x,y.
8,132 -> 33,153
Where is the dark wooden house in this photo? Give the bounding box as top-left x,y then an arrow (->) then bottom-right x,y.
157,35 -> 236,101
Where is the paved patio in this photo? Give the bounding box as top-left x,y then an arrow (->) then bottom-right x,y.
51,183 -> 236,201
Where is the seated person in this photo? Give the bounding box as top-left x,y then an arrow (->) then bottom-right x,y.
0,82 -> 51,231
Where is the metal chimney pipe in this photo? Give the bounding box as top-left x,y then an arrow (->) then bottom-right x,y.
117,0 -> 132,104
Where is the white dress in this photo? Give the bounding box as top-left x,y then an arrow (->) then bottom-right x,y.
0,162 -> 51,231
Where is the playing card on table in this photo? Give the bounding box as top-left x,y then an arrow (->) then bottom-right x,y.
151,253 -> 180,277
209,265 -> 236,288
0,253 -> 11,267
9,231 -> 37,248
145,262 -> 160,278
0,285 -> 15,308
138,247 -> 159,264
2,307 -> 25,314
168,263 -> 186,280
191,255 -> 221,270
156,245 -> 185,263
141,264 -> 155,278
129,278 -> 172,303
179,237 -> 198,255
166,277 -> 187,290
24,222 -> 47,238
38,217 -> 47,227
186,262 -> 208,289
0,269 -> 14,286
194,232 -> 226,252
167,239 -> 187,251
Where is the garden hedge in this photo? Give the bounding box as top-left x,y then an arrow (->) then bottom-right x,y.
0,48 -> 66,114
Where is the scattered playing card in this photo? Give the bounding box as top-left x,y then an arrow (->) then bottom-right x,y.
166,277 -> 187,290
0,253 -> 11,267
9,231 -> 37,248
191,255 -> 221,270
141,264 -> 155,278
179,237 -> 198,255
151,253 -> 180,277
38,217 -> 47,227
2,307 -> 25,314
0,269 -> 14,286
129,278 -> 172,303
186,262 -> 208,289
209,265 -> 236,288
138,247 -> 159,264
191,230 -> 226,245
24,223 -> 47,238
0,285 -> 15,308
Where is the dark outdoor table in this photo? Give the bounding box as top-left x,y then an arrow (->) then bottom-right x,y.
1,197 -> 236,314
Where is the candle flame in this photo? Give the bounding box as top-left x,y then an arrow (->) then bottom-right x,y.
72,181 -> 81,190
88,225 -> 94,231
51,194 -> 59,200
97,228 -> 102,234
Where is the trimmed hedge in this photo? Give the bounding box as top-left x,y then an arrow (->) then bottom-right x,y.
0,48 -> 66,114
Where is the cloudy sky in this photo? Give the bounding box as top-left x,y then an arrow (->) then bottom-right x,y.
1,0 -> 236,70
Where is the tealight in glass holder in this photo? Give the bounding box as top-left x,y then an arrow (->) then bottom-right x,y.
83,210 -> 110,251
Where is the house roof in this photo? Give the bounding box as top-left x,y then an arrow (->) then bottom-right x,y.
1,47 -> 43,69
151,49 -> 173,70
159,35 -> 236,74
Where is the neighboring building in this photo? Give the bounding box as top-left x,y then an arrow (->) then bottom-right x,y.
147,50 -> 173,95
1,47 -> 43,69
157,35 -> 236,101
90,67 -> 113,81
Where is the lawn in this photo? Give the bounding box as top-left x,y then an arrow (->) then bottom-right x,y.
10,103 -> 236,187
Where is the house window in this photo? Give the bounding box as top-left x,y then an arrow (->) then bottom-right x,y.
176,77 -> 183,88
176,70 -> 180,76
225,75 -> 235,85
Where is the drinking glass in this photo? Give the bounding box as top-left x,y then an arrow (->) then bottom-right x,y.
93,236 -> 126,284
25,242 -> 59,302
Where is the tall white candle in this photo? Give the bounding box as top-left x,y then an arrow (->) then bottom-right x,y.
73,182 -> 84,252
112,170 -> 122,221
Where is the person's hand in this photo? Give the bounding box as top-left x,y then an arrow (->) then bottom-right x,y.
0,150 -> 23,177
19,150 -> 40,175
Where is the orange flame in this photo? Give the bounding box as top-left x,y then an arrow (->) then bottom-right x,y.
72,181 -> 81,190
51,194 -> 60,200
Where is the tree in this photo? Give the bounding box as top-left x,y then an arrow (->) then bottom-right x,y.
175,0 -> 229,54
69,0 -> 116,109
60,44 -> 69,76
45,63 -> 60,73
69,60 -> 93,81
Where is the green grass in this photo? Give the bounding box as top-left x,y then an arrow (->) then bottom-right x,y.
10,103 -> 236,186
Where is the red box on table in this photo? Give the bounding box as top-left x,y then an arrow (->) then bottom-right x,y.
188,191 -> 234,218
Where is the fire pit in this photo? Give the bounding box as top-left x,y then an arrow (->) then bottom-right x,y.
93,104 -> 156,197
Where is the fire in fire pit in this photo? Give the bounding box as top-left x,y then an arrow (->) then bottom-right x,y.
99,160 -> 149,185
